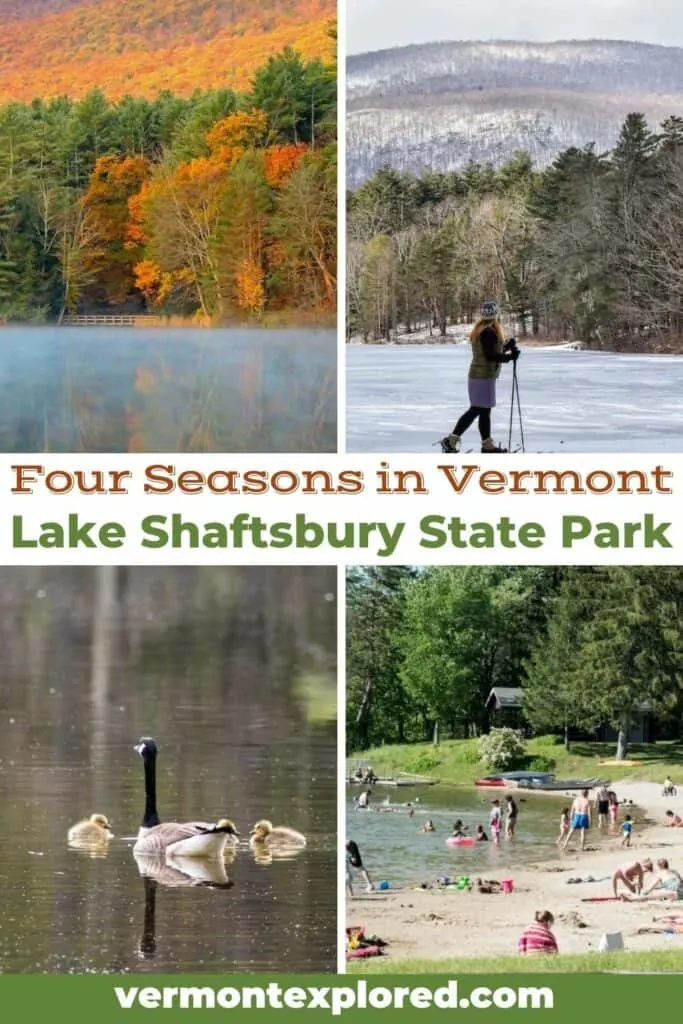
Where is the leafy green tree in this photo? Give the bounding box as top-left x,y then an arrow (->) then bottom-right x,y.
346,567 -> 417,750
400,567 -> 541,741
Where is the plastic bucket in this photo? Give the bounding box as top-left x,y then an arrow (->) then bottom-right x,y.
501,878 -> 514,894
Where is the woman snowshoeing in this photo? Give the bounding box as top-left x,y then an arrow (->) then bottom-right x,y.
441,301 -> 519,453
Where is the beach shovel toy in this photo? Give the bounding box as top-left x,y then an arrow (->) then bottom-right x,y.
501,878 -> 514,894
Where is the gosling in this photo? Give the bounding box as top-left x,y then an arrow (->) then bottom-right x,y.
68,814 -> 113,843
249,820 -> 306,848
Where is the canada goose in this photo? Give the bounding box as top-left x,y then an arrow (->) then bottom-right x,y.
132,737 -> 239,858
249,819 -> 307,848
68,813 -> 113,843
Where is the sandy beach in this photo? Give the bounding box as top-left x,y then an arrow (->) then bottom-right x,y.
347,782 -> 683,962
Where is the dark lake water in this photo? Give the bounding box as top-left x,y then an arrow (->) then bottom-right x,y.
0,327 -> 336,452
346,785 -> 567,888
0,567 -> 337,973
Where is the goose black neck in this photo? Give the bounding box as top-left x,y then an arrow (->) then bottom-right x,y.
142,750 -> 160,828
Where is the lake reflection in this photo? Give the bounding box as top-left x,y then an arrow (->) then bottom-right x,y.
0,327 -> 336,452
0,567 -> 337,973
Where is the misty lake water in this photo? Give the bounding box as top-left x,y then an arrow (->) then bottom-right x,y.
346,345 -> 683,452
347,786 -> 569,889
0,327 -> 336,452
0,566 -> 337,973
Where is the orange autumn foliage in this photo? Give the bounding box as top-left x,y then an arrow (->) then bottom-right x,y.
83,155 -> 150,238
206,110 -> 269,167
125,185 -> 152,250
133,259 -> 165,306
82,154 -> 150,303
0,0 -> 336,102
263,144 -> 308,188
133,259 -> 194,309
235,256 -> 265,316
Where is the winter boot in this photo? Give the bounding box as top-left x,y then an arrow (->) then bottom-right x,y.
440,433 -> 461,453
481,438 -> 508,453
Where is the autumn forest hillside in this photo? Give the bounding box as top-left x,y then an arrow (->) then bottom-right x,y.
0,0 -> 335,101
0,43 -> 337,323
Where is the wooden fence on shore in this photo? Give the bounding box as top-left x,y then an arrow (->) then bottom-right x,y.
61,314 -> 163,327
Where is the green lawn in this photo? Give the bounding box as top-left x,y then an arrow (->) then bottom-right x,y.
347,950 -> 683,974
347,738 -> 683,787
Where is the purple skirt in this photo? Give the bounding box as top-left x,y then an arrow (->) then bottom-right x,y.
468,377 -> 496,409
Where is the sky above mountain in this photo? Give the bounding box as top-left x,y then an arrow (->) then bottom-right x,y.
347,0 -> 683,54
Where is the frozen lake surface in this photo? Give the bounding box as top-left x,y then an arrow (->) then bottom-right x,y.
346,345 -> 683,452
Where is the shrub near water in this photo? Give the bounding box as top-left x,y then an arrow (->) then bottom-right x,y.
478,728 -> 527,772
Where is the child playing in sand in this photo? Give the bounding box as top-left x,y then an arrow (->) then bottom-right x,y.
489,800 -> 502,844
612,858 -> 653,897
665,810 -> 683,827
517,911 -> 558,955
621,814 -> 633,847
556,808 -> 570,846
476,825 -> 488,842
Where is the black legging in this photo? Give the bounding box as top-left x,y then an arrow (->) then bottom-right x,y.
453,406 -> 491,441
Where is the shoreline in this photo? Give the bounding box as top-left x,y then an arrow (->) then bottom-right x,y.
347,782 -> 683,964
347,337 -> 683,355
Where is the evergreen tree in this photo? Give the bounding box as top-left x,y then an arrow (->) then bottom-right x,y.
660,115 -> 683,155
525,568 -> 683,759
251,49 -> 334,146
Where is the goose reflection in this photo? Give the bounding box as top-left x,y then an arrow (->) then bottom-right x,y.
135,854 -> 235,961
250,843 -> 307,866
67,837 -> 111,859
138,876 -> 158,960
135,853 -> 235,889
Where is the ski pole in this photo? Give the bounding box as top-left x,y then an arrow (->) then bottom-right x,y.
514,362 -> 525,453
507,368 -> 515,452
507,359 -> 526,453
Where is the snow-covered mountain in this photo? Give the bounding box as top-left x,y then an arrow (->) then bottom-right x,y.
347,40 -> 683,187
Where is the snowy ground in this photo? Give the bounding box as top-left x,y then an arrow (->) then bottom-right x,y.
345,344 -> 683,452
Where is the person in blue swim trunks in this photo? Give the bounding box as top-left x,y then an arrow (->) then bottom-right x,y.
563,790 -> 591,851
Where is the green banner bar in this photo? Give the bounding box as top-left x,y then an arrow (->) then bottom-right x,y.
0,973 -> 681,1020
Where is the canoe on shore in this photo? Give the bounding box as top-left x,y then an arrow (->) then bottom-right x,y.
517,776 -> 611,791
347,777 -> 440,787
475,772 -> 610,791
475,771 -> 555,788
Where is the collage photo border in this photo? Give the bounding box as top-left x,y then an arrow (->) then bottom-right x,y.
1,0 -> 683,1005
